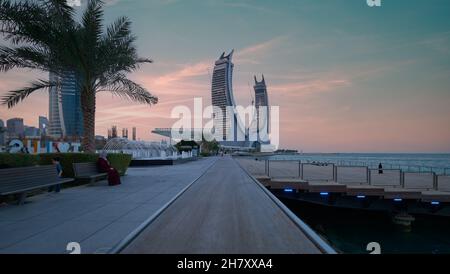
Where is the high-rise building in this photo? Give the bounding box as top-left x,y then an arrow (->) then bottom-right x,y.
122,128 -> 129,139
0,119 -> 5,146
48,71 -> 83,139
6,118 -> 24,139
24,126 -> 40,137
254,75 -> 270,143
39,116 -> 49,136
108,126 -> 118,139
132,127 -> 137,141
211,50 -> 247,144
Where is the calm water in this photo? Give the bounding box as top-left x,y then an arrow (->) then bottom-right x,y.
281,198 -> 450,254
268,153 -> 450,174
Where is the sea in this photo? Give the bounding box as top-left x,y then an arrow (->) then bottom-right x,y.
267,153 -> 450,175
281,198 -> 450,254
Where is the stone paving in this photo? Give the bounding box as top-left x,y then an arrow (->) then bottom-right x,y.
0,157 -> 216,254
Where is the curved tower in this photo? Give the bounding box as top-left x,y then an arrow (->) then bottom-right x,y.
254,75 -> 270,144
48,71 -> 83,139
211,50 -> 246,144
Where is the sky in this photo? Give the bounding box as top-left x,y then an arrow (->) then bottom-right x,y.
1,0 -> 450,153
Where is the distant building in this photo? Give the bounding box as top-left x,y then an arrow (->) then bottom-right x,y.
0,119 -> 5,146
39,116 -> 49,136
122,128 -> 129,139
48,71 -> 83,139
253,75 -> 270,144
24,126 -> 40,137
108,126 -> 118,139
132,127 -> 137,141
95,135 -> 107,150
6,118 -> 24,139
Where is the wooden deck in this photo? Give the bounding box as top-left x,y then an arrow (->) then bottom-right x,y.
118,157 -> 330,254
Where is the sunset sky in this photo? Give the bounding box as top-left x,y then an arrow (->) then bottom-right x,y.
1,0 -> 450,153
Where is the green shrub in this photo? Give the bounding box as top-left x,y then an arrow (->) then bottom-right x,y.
107,153 -> 132,176
0,153 -> 39,168
38,153 -> 99,178
0,152 -> 132,178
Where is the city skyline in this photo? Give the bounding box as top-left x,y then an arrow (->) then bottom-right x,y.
1,0 -> 450,152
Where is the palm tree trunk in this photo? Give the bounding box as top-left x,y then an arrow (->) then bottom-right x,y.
81,88 -> 96,153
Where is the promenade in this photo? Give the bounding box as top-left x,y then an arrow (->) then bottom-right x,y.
0,156 -> 331,254
0,157 -> 216,254
121,157 -> 324,254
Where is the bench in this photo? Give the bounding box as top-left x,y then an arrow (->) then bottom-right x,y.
0,165 -> 74,204
73,162 -> 107,183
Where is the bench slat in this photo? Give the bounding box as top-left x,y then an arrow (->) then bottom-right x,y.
0,165 -> 74,198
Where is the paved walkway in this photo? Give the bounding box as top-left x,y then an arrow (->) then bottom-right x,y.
122,157 -> 322,254
0,157 -> 216,254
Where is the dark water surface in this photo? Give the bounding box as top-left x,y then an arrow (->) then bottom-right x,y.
281,198 -> 450,254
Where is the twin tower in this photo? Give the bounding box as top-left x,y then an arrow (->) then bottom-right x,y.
211,50 -> 270,148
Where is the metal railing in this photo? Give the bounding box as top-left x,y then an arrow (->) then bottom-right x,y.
241,158 -> 450,192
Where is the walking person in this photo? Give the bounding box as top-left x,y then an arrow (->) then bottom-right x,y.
48,157 -> 62,193
378,163 -> 383,174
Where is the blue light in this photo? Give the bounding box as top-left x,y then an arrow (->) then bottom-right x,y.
431,201 -> 440,205
284,188 -> 294,193
357,195 -> 366,199
394,198 -> 403,202
320,192 -> 329,196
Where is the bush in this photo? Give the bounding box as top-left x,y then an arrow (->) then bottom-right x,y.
107,153 -> 132,176
38,153 -> 99,178
0,152 -> 133,178
0,153 -> 39,168
200,152 -> 212,157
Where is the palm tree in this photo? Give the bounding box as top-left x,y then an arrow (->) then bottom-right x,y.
0,0 -> 158,152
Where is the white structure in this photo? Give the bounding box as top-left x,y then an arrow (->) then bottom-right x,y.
102,138 -> 178,159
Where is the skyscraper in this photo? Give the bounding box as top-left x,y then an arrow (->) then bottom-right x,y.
6,118 -> 24,139
39,116 -> 49,136
122,128 -> 129,139
132,127 -> 137,141
211,50 -> 246,144
0,119 -> 5,146
254,75 -> 270,143
48,71 -> 83,139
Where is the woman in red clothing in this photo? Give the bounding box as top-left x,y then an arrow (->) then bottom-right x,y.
97,152 -> 121,186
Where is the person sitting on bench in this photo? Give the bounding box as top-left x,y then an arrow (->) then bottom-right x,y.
97,152 -> 121,186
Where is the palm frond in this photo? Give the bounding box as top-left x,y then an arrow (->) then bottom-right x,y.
1,79 -> 56,108
82,0 -> 104,46
99,74 -> 158,105
0,0 -> 47,45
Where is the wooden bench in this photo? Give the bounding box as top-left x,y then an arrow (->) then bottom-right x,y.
0,165 -> 74,204
73,162 -> 107,183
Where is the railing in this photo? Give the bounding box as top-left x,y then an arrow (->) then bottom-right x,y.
240,158 -> 450,192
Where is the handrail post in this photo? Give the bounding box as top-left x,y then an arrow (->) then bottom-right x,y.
298,161 -> 301,178
267,160 -> 270,177
366,166 -> 369,185
300,163 -> 304,180
400,171 -> 405,188
433,173 -> 438,190
333,165 -> 337,182
368,169 -> 372,185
